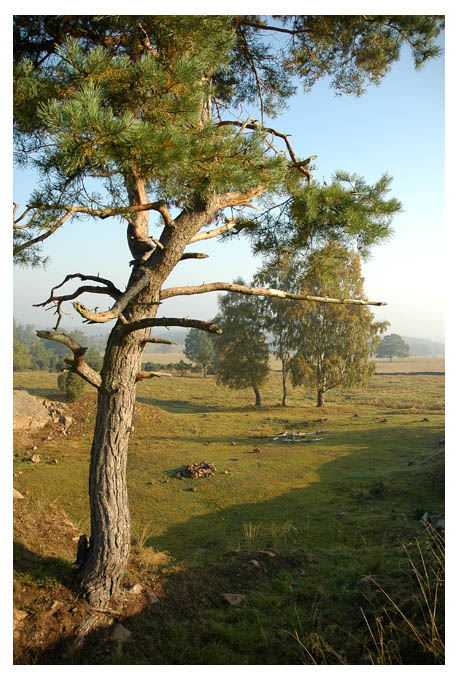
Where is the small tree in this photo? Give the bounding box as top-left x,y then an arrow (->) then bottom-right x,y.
289,244 -> 388,406
58,371 -> 85,401
214,280 -> 270,406
375,334 -> 410,362
184,328 -> 215,377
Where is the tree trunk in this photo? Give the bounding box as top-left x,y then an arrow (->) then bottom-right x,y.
316,388 -> 325,407
77,324 -> 148,607
281,358 -> 288,407
253,383 -> 261,406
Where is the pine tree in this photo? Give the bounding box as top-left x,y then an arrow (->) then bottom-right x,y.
13,15 -> 443,606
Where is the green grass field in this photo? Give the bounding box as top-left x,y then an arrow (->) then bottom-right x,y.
13,362 -> 445,664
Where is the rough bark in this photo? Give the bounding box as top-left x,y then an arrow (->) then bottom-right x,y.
316,388 -> 325,407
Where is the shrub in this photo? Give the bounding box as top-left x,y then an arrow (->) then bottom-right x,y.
57,372 -> 85,401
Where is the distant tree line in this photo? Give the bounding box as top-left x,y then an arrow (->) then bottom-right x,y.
13,320 -> 103,372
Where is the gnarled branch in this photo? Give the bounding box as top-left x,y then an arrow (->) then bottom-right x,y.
160,281 -> 387,306
36,330 -> 102,388
119,317 -> 222,336
72,270 -> 150,323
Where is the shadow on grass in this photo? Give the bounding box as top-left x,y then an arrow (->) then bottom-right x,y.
13,541 -> 75,588
15,426 -> 444,665
136,395 -> 285,414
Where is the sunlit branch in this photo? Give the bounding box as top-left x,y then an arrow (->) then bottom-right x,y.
119,317 -> 222,336
36,330 -> 102,388
160,281 -> 387,306
135,371 -> 172,382
72,270 -> 150,323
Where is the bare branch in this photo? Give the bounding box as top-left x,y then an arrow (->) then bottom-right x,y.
160,281 -> 387,306
135,371 -> 172,382
180,252 -> 209,261
13,199 -> 174,256
217,120 -> 317,183
189,219 -> 240,244
237,29 -> 265,124
119,317 -> 222,336
142,337 -> 177,345
36,330 -> 102,388
72,270 -> 150,323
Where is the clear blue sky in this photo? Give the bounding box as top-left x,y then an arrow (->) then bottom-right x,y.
13,20 -> 445,342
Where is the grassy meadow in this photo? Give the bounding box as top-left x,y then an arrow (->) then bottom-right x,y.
13,359 -> 444,664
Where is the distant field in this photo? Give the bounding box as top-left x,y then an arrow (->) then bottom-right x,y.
143,352 -> 444,373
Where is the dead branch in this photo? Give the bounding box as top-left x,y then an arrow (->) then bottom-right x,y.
217,120 -> 317,183
72,270 -> 150,323
119,317 -> 222,336
189,219 -> 239,244
135,371 -> 172,382
237,29 -> 265,125
160,281 -> 387,306
142,337 -> 177,346
36,330 -> 102,388
36,273 -> 123,308
13,200 -> 174,256
180,252 -> 209,260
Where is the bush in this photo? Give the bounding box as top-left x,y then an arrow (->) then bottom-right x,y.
57,372 -> 85,401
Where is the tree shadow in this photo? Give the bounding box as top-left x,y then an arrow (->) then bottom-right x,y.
13,541 -> 75,587
16,424 -> 444,665
136,395 -> 284,414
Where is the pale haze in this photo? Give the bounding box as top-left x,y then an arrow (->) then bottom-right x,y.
13,32 -> 445,343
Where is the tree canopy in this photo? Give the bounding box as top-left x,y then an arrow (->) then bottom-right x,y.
375,333 -> 410,361
288,243 -> 388,406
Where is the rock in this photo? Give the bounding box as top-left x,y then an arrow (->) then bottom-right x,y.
249,559 -> 259,567
30,454 -> 41,463
13,489 -> 25,500
13,390 -> 51,431
231,441 -> 236,446
252,447 -> 261,453
148,593 -> 160,604
52,458 -> 58,464
258,550 -> 276,558
221,593 -> 246,606
60,415 -> 73,428
127,583 -> 143,594
113,623 -> 132,644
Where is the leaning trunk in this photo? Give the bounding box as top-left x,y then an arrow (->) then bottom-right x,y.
253,382 -> 261,407
77,324 -> 148,606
